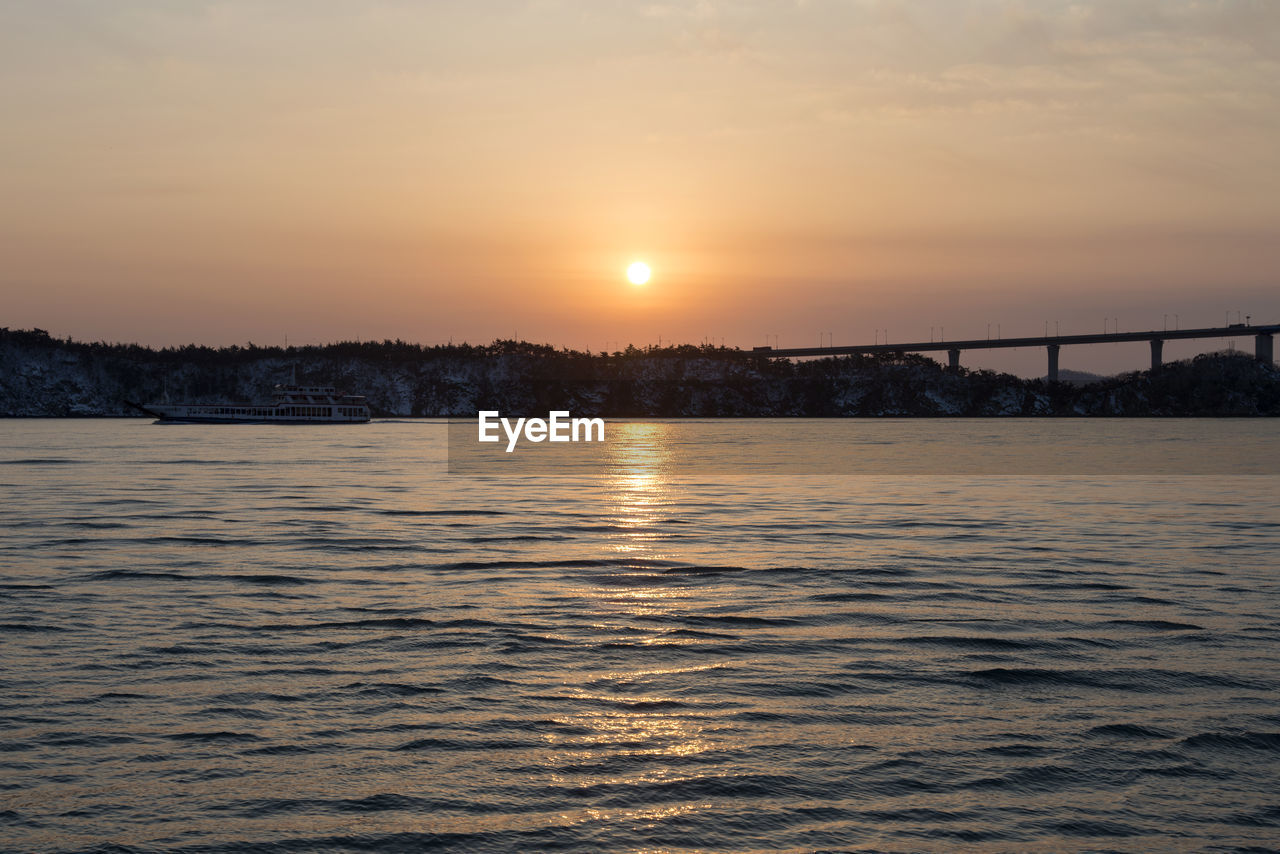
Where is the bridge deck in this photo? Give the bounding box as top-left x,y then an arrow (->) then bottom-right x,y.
763,325 -> 1279,358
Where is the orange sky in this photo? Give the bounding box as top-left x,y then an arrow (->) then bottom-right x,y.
2,1 -> 1278,374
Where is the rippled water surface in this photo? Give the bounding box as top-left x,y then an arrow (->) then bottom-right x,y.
2,420 -> 1279,853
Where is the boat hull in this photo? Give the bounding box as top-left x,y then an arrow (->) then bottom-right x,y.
151,416 -> 369,424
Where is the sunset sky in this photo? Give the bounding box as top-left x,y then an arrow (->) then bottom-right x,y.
3,1 -> 1278,374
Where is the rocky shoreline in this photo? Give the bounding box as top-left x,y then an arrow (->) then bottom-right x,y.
3,328 -> 1277,417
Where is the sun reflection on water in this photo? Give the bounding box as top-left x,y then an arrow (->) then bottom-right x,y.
603,422 -> 676,560
541,422 -> 728,805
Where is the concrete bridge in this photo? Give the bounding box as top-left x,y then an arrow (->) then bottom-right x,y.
758,324 -> 1278,381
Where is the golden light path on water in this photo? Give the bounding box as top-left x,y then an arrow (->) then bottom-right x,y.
531,422 -> 724,831
605,421 -> 674,560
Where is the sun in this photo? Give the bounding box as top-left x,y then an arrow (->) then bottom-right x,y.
627,261 -> 651,285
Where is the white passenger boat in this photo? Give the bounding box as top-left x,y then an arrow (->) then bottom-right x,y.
128,385 -> 371,424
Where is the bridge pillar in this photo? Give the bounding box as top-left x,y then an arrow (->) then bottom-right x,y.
1047,344 -> 1060,382
1258,333 -> 1274,365
948,348 -> 961,371
1150,338 -> 1164,371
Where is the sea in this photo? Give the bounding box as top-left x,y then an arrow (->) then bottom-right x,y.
2,419 -> 1279,853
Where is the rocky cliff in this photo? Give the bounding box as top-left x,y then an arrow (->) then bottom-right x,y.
2,328 -> 1277,417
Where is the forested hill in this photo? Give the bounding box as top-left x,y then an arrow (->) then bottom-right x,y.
2,327 -> 1277,417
